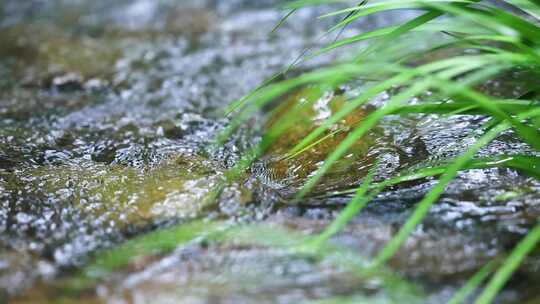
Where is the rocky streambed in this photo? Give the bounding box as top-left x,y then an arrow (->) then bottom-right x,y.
1,1 -> 539,303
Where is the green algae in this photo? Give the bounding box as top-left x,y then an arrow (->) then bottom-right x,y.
22,155 -> 228,227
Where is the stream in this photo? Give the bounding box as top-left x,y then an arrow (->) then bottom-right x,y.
1,1 -> 539,303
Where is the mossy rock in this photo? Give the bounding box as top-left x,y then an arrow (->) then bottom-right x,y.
23,155 -> 228,228
259,86 -> 381,195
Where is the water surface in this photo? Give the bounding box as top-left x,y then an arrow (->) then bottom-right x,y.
1,1 -> 539,303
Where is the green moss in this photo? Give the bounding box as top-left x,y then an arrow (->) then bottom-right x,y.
25,155 -> 227,227
493,188 -> 531,202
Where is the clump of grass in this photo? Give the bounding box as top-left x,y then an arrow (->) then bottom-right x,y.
224,0 -> 540,302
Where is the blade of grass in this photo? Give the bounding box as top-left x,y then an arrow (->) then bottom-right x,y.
371,107 -> 540,268
270,9 -> 297,34
288,53 -> 509,157
316,154 -> 540,199
504,0 -> 540,19
474,222 -> 540,304
371,122 -> 511,267
447,259 -> 500,304
293,56 -> 506,199
309,162 -> 381,248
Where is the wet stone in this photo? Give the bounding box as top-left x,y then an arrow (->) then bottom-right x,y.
98,244 -> 388,304
51,73 -> 85,92
19,155 -> 229,227
254,86 -> 394,197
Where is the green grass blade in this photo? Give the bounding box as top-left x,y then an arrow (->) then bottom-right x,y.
270,9 -> 297,34
319,155 -> 540,198
293,80 -> 433,200
504,0 -> 540,19
288,54 -> 505,156
447,259 -> 500,304
310,163 -> 381,248
474,223 -> 540,304
371,122 -> 508,268
293,56 -> 505,199
372,106 -> 540,268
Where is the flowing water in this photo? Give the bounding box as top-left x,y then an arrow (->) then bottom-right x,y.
1,1 -> 539,303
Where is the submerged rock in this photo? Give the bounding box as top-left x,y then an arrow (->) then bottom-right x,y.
256,86 -> 386,196
22,155 -> 230,227
98,243 -> 405,304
